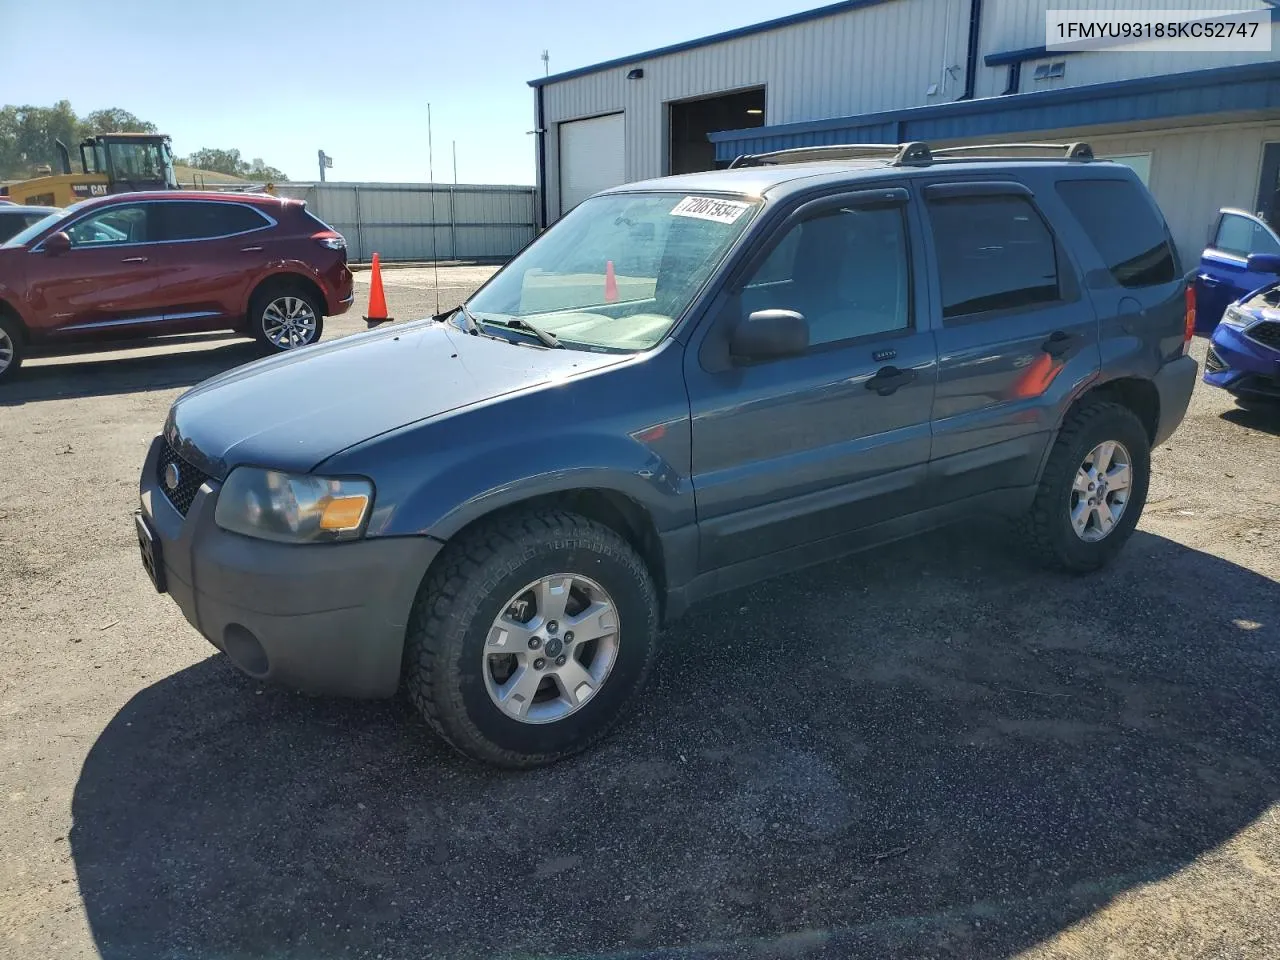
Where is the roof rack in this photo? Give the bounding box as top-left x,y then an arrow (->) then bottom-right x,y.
728,142 -> 933,168
929,142 -> 1095,161
726,140 -> 1094,169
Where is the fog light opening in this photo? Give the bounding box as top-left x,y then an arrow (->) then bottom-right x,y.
222,623 -> 269,677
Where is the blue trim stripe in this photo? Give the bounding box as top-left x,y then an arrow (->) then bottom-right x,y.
528,0 -> 894,88
710,60 -> 1280,161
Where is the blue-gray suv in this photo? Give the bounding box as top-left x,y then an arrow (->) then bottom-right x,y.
136,142 -> 1198,767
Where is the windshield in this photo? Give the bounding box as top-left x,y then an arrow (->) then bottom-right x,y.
2,211 -> 66,248
107,141 -> 177,188
466,191 -> 759,351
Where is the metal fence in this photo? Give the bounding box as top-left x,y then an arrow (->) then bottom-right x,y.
271,181 -> 537,263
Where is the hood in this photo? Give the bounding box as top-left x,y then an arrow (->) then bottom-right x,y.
1240,282 -> 1280,319
167,320 -> 625,478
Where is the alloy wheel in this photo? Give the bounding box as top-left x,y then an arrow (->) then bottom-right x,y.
1069,440 -> 1132,542
0,326 -> 13,374
262,296 -> 318,349
482,573 -> 621,724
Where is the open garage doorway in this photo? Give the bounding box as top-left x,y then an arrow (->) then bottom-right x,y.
668,87 -> 765,175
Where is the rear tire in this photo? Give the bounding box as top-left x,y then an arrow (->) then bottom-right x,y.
1018,401 -> 1151,573
403,509 -> 659,768
0,313 -> 24,383
250,282 -> 324,353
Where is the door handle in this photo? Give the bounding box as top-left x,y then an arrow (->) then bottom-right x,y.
240,245 -> 264,252
865,365 -> 917,396
1041,330 -> 1077,359
120,256 -> 148,263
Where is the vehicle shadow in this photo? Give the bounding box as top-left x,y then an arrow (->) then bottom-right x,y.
70,528 -> 1280,959
2,338 -> 261,405
1221,404 -> 1280,437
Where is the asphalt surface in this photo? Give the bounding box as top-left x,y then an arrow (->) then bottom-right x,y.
2,267 -> 1278,959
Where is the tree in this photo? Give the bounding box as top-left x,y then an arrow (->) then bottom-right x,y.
182,146 -> 288,183
0,102 -> 289,182
0,101 -> 80,177
82,108 -> 156,135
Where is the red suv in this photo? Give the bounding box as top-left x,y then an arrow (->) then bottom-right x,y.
0,191 -> 353,382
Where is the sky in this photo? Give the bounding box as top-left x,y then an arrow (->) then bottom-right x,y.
0,0 -> 824,185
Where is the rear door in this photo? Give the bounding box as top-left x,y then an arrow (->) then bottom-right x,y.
151,200 -> 276,330
27,202 -> 170,338
922,177 -> 1100,504
684,185 -> 938,572
1195,209 -> 1280,331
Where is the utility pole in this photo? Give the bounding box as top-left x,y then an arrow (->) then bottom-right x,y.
541,49 -> 550,76
452,140 -> 458,184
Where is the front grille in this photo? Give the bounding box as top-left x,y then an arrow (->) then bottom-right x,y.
156,440 -> 212,516
1246,320 -> 1280,351
1205,346 -> 1228,373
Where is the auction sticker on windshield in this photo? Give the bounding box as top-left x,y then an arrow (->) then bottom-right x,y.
671,196 -> 752,223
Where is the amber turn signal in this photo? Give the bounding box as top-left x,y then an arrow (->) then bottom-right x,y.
319,495 -> 370,531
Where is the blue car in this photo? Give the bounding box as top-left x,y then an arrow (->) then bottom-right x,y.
1193,207 -> 1280,333
1204,271 -> 1280,409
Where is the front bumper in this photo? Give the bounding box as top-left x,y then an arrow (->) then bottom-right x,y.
137,436 -> 441,698
1203,323 -> 1280,399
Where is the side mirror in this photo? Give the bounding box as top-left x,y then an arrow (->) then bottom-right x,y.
730,309 -> 809,362
1246,252 -> 1280,275
43,231 -> 71,255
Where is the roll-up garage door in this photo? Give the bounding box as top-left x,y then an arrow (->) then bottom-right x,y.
559,112 -> 625,216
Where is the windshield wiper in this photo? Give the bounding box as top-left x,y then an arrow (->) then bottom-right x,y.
486,317 -> 562,349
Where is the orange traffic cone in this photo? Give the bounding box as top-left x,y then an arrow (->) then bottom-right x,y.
604,260 -> 618,304
363,252 -> 393,328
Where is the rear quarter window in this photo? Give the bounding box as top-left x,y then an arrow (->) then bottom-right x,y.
1056,179 -> 1177,288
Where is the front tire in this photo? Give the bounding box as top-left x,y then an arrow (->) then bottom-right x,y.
250,284 -> 324,353
0,314 -> 24,383
1018,401 -> 1151,573
404,510 -> 659,768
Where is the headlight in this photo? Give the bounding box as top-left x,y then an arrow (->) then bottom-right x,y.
1220,304 -> 1251,330
214,467 -> 373,543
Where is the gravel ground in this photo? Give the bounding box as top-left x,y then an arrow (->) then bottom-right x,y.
2,267 -> 1278,959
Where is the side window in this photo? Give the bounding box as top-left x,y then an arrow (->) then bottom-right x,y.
928,194 -> 1059,320
739,205 -> 910,347
65,206 -> 149,247
1213,213 -> 1280,258
159,202 -> 269,242
1057,179 -> 1177,288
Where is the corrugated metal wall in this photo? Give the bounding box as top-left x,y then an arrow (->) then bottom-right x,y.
976,0 -> 1279,98
272,182 -> 535,262
540,0 -> 969,218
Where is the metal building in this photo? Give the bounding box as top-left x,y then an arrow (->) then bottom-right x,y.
530,0 -> 1280,264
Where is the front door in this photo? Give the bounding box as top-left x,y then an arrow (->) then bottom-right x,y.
27,203 -> 170,338
1195,209 -> 1280,331
921,177 -> 1101,504
684,187 -> 938,572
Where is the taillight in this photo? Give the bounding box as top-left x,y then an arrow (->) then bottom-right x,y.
1183,286 -> 1196,354
315,233 -> 346,251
